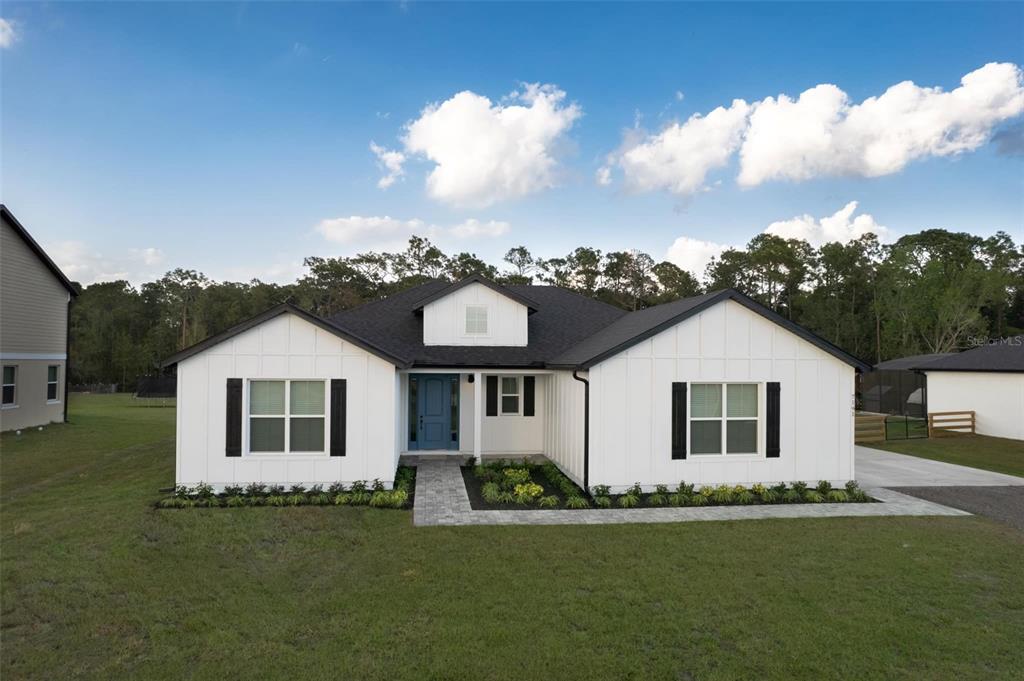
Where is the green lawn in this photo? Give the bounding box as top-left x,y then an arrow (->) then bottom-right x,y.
3,395 -> 1024,680
871,433 -> 1024,478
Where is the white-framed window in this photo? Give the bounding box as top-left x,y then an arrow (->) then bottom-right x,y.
465,304 -> 488,335
46,365 -> 60,402
248,379 -> 326,454
500,376 -> 520,415
2,366 -> 16,407
690,383 -> 759,455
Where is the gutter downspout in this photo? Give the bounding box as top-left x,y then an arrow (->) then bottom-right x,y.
572,369 -> 589,494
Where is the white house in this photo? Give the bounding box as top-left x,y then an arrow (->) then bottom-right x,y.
164,275 -> 870,492
909,340 -> 1024,440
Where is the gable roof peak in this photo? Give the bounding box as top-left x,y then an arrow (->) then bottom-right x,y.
411,273 -> 539,313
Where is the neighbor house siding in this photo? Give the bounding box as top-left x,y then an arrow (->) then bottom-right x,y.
422,282 -> 528,346
587,299 -> 855,492
543,370 -> 586,487
1,219 -> 70,355
925,371 -> 1024,440
175,312 -> 397,489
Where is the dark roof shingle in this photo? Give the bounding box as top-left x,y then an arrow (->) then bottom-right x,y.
912,339 -> 1024,372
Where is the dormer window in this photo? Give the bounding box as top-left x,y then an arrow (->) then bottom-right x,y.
465,305 -> 488,335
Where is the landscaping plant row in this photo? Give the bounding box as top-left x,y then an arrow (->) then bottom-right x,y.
470,459 -> 873,510
156,466 -> 416,509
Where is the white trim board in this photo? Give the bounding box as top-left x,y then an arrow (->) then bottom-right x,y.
0,353 -> 67,361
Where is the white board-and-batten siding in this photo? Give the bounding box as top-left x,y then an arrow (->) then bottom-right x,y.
176,313 -> 397,490
544,370 -> 587,487
423,282 -> 528,346
925,371 -> 1024,440
588,300 -> 855,492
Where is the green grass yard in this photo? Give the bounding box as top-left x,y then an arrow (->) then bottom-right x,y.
871,433 -> 1024,479
2,395 -> 1023,680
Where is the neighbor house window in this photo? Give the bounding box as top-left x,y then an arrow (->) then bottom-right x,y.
249,380 -> 325,453
47,365 -> 60,402
500,376 -> 520,415
2,366 -> 16,406
690,383 -> 759,455
465,305 -> 488,335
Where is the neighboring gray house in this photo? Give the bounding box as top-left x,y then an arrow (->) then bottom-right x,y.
0,205 -> 78,431
164,275 -> 870,492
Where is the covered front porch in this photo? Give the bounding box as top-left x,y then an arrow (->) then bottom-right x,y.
397,369 -> 551,461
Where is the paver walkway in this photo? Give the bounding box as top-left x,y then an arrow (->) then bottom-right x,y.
856,445 -> 1024,487
412,460 -> 970,527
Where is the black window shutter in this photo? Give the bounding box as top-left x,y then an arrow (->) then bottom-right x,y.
523,376 -> 535,417
225,378 -> 242,457
766,381 -> 781,458
671,382 -> 686,459
486,375 -> 498,416
330,379 -> 347,457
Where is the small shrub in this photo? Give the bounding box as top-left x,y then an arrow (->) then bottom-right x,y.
816,480 -> 832,495
473,465 -> 494,481
712,485 -> 734,505
286,494 -> 306,506
333,493 -> 352,505
247,495 -> 265,507
676,481 -> 695,496
244,483 -> 267,497
791,481 -> 808,495
537,495 -> 559,508
349,490 -> 371,505
372,479 -> 385,493
390,490 -> 410,508
196,496 -> 221,508
844,480 -> 860,494
564,495 -> 590,509
770,483 -> 787,496
224,485 -> 243,497
733,484 -> 747,495
803,490 -> 825,503
782,489 -> 802,504
513,482 -> 544,499
369,491 -> 392,507
627,482 -> 643,497
350,480 -> 368,494
668,493 -> 688,507
496,491 -> 516,504
688,493 -> 708,507
307,485 -> 330,505
328,482 -> 346,495
288,484 -> 307,496
268,485 -> 285,496
481,482 -> 502,504
157,497 -> 183,509
594,496 -> 613,508
502,468 -> 531,487
735,490 -> 756,505
267,495 -> 285,507
225,495 -> 246,508
173,485 -> 192,499
647,492 -> 667,506
617,494 -> 639,509
849,488 -> 870,503
758,488 -> 780,504
194,482 -> 215,499
591,485 -> 611,497
827,490 -> 849,503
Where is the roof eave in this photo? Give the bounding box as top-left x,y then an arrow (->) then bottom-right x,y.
1,204 -> 79,297
411,274 -> 539,313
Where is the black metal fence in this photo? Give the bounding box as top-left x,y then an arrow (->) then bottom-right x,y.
135,376 -> 177,398
857,369 -> 928,440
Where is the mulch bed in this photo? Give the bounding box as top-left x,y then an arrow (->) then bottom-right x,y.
460,466 -> 583,511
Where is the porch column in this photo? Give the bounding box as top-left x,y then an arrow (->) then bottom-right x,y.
473,371 -> 482,461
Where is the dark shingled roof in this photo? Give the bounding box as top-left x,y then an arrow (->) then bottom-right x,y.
875,353 -> 955,371
548,288 -> 872,371
328,281 -> 627,367
911,339 -> 1024,373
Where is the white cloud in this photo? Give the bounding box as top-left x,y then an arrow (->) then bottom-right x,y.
595,166 -> 612,186
51,241 -> 165,285
396,83 -> 582,208
764,201 -> 890,247
0,18 -> 17,49
675,91 -> 685,102
666,202 -> 893,278
370,141 -> 406,189
315,215 -> 511,251
613,99 -> 751,196
739,63 -> 1024,186
665,236 -> 732,279
448,218 -> 510,239
606,63 -> 1024,198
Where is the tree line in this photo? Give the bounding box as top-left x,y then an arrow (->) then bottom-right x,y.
68,230 -> 1023,387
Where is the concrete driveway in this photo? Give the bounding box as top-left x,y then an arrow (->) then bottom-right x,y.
856,445 -> 1024,487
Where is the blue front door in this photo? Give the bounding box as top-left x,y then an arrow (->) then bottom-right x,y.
411,374 -> 458,450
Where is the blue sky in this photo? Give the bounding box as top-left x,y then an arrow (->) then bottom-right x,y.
2,1 -> 1022,285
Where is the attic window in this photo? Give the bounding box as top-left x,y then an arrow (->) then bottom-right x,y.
465,305 -> 488,335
